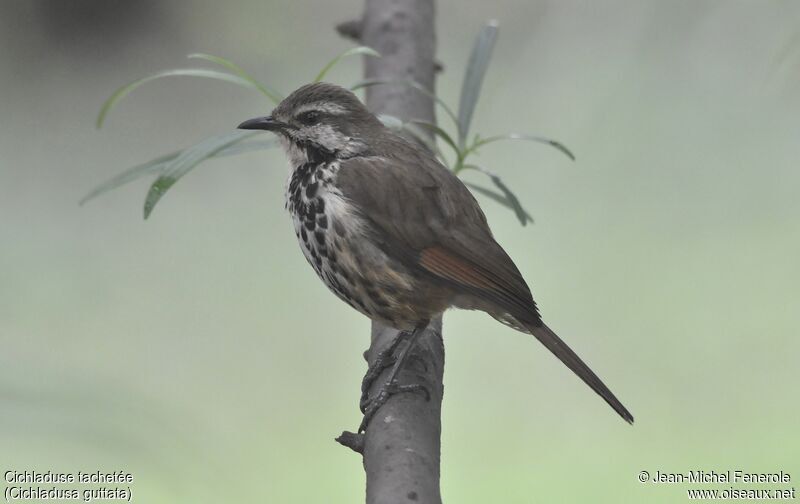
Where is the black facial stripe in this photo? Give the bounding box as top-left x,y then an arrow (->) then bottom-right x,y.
297,110 -> 322,125
294,139 -> 336,164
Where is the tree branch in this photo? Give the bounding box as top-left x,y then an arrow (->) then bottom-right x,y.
335,1 -> 443,503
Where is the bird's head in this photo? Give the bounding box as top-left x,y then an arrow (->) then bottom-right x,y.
238,82 -> 384,165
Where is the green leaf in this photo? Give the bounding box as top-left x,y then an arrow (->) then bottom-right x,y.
462,164 -> 532,225
402,123 -> 446,163
457,20 -> 499,148
80,151 -> 180,205
187,53 -> 283,103
213,138 -> 277,157
474,133 -> 575,161
80,133 -> 273,206
463,182 -> 533,225
409,120 -> 459,156
350,78 -> 459,128
97,69 -> 258,128
377,114 -> 404,131
315,46 -> 380,83
143,130 -> 257,219
377,115 -> 445,161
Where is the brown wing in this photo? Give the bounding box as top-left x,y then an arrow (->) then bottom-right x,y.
336,139 -> 540,324
337,142 -> 634,424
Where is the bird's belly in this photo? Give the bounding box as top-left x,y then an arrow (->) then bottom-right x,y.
286,169 -> 441,329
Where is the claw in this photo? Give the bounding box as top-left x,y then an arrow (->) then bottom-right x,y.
356,322 -> 429,432
359,330 -> 411,412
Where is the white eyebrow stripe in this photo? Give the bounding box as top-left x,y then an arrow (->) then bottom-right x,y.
295,102 -> 348,115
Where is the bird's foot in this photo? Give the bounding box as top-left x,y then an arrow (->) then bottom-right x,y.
358,379 -> 430,433
357,323 -> 430,432
359,330 -> 412,413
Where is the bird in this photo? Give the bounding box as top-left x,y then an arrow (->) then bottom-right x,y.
238,82 -> 633,430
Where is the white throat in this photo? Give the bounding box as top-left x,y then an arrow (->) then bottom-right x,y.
278,135 -> 308,167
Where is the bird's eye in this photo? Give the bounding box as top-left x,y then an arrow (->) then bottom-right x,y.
298,110 -> 321,125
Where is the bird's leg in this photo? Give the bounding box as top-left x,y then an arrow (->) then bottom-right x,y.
359,322 -> 431,433
359,330 -> 411,412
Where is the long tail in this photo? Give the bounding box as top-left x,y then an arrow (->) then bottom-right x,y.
528,322 -> 634,424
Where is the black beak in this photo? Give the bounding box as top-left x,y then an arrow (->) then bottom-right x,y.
237,116 -> 285,131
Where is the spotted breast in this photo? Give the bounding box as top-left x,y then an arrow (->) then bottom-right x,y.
285,160 -> 420,328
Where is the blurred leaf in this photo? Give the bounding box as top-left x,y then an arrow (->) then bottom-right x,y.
463,182 -> 532,225
97,69 -> 258,128
143,130 -> 257,219
463,164 -> 532,225
188,53 -> 283,103
377,114 -> 404,131
457,20 -> 499,147
463,183 -> 533,225
475,133 -> 575,161
409,119 -> 459,155
315,46 -> 380,83
403,123 -> 445,162
351,78 -> 459,127
378,115 -> 444,161
80,133 -> 271,206
80,152 -> 179,205
213,138 -> 277,157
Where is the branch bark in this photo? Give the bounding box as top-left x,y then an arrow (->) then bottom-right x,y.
335,1 -> 443,503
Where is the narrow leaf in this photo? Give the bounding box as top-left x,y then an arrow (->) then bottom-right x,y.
315,46 -> 380,83
402,123 -> 445,162
80,134 -> 273,206
457,20 -> 499,147
463,182 -> 533,225
213,139 -> 277,157
377,115 -> 444,160
463,164 -> 532,225
143,130 -> 256,219
409,120 -> 459,155
377,114 -> 404,131
351,78 -> 459,128
475,133 -> 575,161
97,69 -> 257,128
188,53 -> 282,103
80,151 -> 179,205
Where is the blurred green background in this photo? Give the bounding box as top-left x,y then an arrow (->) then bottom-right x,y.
2,1 -> 799,502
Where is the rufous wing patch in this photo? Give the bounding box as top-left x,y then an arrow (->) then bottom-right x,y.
418,246 -> 495,290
